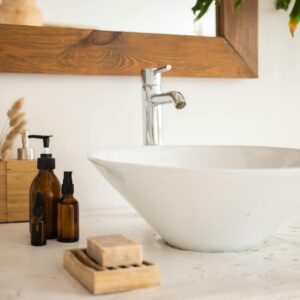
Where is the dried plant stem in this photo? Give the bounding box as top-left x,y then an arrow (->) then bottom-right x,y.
9,112 -> 25,127
2,148 -> 11,162
1,97 -> 26,161
0,112 -> 25,148
0,118 -> 9,146
1,120 -> 27,161
7,97 -> 24,119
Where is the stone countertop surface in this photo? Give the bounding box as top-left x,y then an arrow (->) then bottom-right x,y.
1,209 -> 300,300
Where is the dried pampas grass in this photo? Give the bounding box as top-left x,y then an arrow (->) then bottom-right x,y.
7,97 -> 24,119
0,97 -> 27,161
9,112 -> 26,127
1,148 -> 11,162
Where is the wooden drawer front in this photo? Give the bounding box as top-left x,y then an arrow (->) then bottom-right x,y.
0,160 -> 36,223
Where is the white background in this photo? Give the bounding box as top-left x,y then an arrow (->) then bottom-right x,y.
37,0 -> 216,36
0,0 -> 300,210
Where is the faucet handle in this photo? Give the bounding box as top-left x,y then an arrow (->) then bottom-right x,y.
142,65 -> 172,86
153,65 -> 172,76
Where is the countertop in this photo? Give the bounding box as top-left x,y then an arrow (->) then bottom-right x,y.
1,209 -> 300,300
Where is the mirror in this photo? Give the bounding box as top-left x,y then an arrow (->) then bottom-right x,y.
0,0 -> 216,37
0,0 -> 257,78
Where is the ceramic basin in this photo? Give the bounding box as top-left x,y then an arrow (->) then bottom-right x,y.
89,145 -> 300,252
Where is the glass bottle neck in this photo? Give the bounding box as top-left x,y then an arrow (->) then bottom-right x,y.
38,169 -> 54,173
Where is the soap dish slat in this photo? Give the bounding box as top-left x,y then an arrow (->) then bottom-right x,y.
64,249 -> 160,295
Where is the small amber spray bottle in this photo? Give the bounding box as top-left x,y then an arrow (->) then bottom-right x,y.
57,172 -> 79,243
31,193 -> 47,246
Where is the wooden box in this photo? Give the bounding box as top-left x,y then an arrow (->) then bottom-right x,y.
0,160 -> 36,222
64,249 -> 160,295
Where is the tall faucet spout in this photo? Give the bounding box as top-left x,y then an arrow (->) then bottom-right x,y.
151,91 -> 186,109
141,65 -> 186,145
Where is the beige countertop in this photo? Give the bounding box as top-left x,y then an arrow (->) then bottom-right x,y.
1,209 -> 300,300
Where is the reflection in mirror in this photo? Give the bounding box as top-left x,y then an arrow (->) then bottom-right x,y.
0,0 -> 43,26
0,0 -> 216,37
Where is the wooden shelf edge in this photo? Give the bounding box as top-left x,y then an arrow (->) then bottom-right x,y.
0,22 -> 257,78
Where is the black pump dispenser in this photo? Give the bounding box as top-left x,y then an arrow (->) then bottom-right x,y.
29,134 -> 60,239
62,172 -> 74,195
28,135 -> 52,148
28,135 -> 55,170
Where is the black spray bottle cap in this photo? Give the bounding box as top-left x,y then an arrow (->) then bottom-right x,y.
33,193 -> 45,217
28,135 -> 55,170
62,171 -> 74,195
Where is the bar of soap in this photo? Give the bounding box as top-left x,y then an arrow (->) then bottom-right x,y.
87,235 -> 143,267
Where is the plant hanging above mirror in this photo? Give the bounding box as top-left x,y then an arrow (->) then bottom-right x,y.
192,0 -> 300,36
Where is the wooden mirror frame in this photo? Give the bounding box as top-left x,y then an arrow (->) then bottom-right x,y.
0,0 -> 257,78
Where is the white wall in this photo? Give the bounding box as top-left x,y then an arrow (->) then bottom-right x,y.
37,0 -> 216,36
1,0 -> 300,210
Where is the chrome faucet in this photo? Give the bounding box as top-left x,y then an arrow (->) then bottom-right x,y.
141,65 -> 186,145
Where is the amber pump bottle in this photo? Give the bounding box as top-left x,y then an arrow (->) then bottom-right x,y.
57,171 -> 79,243
29,135 -> 61,239
31,193 -> 46,246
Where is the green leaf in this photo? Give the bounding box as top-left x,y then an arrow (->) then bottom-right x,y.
276,0 -> 292,10
192,0 -> 245,21
234,0 -> 245,8
289,0 -> 300,36
192,0 -> 215,21
191,0 -> 300,38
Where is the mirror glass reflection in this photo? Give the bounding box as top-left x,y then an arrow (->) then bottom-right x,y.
0,0 -> 216,37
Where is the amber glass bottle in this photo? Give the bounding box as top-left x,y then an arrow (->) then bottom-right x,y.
30,168 -> 61,239
29,135 -> 60,239
57,172 -> 79,243
31,193 -> 46,246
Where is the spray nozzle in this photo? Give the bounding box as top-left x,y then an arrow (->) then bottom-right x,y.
62,171 -> 74,195
28,135 -> 53,153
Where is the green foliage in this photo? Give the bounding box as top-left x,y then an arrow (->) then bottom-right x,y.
192,0 -> 300,36
234,0 -> 245,8
289,0 -> 300,36
276,0 -> 292,10
192,0 -> 215,21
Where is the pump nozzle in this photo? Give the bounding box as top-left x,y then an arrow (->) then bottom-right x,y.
28,134 -> 55,170
28,135 -> 53,153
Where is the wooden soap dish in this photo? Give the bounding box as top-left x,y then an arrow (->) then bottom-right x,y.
64,248 -> 160,295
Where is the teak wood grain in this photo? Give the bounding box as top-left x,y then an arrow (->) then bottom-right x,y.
0,160 -> 36,223
6,160 -> 36,222
0,163 -> 7,222
0,0 -> 258,78
217,0 -> 258,76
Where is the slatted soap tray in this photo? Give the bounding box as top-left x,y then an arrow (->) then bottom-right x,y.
64,248 -> 160,295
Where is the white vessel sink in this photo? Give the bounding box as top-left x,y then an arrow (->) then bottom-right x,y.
89,145 -> 300,252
